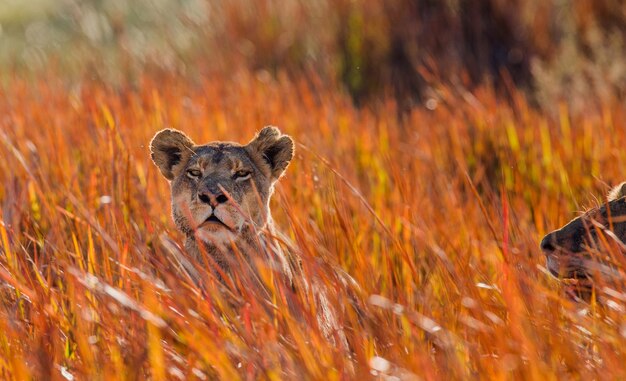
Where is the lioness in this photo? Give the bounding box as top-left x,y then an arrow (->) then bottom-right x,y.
150,126 -> 348,350
150,126 -> 298,278
540,182 -> 626,279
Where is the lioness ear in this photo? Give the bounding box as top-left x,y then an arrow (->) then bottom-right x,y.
150,129 -> 195,180
608,182 -> 626,201
246,126 -> 294,181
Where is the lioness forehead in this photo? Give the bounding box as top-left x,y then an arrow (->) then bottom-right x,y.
190,143 -> 254,169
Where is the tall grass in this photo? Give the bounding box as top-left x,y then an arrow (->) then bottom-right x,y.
1,69 -> 626,379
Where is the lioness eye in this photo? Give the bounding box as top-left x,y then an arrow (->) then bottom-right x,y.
234,170 -> 251,179
186,169 -> 202,178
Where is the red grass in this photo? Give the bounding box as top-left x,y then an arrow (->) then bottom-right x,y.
1,69 -> 626,379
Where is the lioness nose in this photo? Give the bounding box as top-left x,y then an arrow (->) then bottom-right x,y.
198,191 -> 229,207
540,233 -> 556,253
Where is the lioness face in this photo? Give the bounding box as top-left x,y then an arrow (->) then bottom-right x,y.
541,182 -> 626,278
150,127 -> 294,244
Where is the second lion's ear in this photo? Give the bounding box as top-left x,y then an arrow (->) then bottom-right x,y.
150,129 -> 196,180
609,182 -> 626,201
246,126 -> 294,181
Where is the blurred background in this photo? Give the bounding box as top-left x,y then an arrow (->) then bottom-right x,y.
2,0 -> 625,112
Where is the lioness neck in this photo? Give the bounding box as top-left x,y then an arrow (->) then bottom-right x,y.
183,222 -> 300,290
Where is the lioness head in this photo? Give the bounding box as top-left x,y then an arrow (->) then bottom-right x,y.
541,182 -> 626,278
150,126 -> 294,246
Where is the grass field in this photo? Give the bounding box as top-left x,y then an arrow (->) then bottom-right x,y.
1,67 -> 626,380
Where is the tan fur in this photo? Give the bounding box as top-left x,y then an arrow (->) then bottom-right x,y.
541,182 -> 626,279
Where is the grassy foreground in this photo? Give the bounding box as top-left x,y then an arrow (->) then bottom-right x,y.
1,70 -> 626,380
